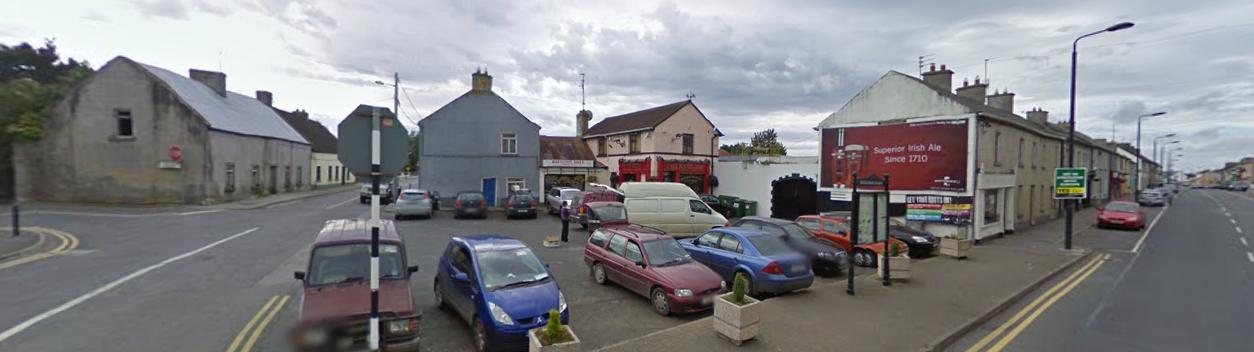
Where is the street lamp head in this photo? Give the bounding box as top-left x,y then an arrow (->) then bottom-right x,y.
373,80 -> 386,85
1149,111 -> 1166,117
1164,133 -> 1176,137
1106,22 -> 1135,32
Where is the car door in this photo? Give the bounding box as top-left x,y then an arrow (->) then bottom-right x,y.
625,199 -> 659,228
821,220 -> 853,252
604,234 -> 631,284
619,240 -> 651,295
713,234 -> 744,280
659,199 -> 690,235
688,232 -> 721,269
445,243 -> 477,322
688,199 -> 721,233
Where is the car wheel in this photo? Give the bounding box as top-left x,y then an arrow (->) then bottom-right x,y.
434,280 -> 447,310
651,288 -> 671,316
865,251 -> 878,268
473,317 -> 488,352
851,251 -> 865,267
592,263 -> 607,284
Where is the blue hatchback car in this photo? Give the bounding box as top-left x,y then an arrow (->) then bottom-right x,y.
434,235 -> 569,352
680,227 -> 814,296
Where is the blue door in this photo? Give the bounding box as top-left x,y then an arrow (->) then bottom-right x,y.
482,178 -> 497,207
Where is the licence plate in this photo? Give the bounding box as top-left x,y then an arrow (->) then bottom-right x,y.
791,264 -> 805,273
1110,220 -> 1124,224
701,295 -> 713,305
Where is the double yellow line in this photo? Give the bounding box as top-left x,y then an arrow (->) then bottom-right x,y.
226,294 -> 290,352
965,253 -> 1111,352
0,227 -> 80,270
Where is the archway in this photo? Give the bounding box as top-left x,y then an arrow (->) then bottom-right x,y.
771,173 -> 817,220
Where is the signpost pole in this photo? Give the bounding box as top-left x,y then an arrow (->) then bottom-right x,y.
882,174 -> 891,286
847,172 -> 858,296
368,108 -> 382,351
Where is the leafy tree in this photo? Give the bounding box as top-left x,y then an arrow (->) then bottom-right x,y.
719,142 -> 751,156
405,131 -> 419,173
750,128 -> 787,156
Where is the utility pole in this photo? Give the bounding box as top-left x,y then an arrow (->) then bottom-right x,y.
393,73 -> 400,126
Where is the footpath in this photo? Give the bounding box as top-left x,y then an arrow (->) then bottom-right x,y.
600,208 -> 1098,352
217,184 -> 357,210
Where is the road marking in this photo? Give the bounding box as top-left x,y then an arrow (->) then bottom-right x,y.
1241,238 -> 1249,247
1238,227 -> 1244,234
0,227 -> 259,343
1233,219 -> 1239,225
1133,204 -> 1168,253
1225,212 -> 1232,217
239,294 -> 290,352
326,197 -> 358,209
0,227 -> 80,271
1248,252 -> 1254,263
964,255 -> 1105,352
27,209 -> 221,218
177,209 -> 224,216
265,200 -> 299,209
985,254 -> 1109,352
227,295 -> 280,352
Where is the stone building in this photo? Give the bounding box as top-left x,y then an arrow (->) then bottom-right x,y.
14,56 -> 311,204
418,70 -> 541,206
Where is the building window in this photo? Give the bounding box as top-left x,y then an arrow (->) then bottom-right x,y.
1032,142 -> 1038,169
629,133 -> 641,153
296,166 -> 303,188
501,133 -> 517,155
984,191 -> 1000,223
597,138 -> 607,156
251,165 -> 261,189
115,109 -> 134,138
994,131 -> 1002,167
224,163 -> 236,193
284,166 -> 292,190
507,177 -> 525,193
681,134 -> 694,154
1018,138 -> 1025,168
316,166 -> 322,182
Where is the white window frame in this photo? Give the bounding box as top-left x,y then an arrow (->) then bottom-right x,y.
507,177 -> 526,193
501,133 -> 518,155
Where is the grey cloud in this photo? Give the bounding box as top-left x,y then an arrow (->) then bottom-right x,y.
131,0 -> 189,19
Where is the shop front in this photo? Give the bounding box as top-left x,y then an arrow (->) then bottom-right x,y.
657,157 -> 712,194
617,157 -> 653,184
540,160 -> 608,192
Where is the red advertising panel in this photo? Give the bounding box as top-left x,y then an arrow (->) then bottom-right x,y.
820,118 -> 970,193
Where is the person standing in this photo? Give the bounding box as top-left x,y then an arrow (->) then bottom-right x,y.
560,200 -> 571,242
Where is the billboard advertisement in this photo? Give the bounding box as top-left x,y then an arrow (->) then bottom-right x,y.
820,117 -> 972,194
905,194 -> 973,225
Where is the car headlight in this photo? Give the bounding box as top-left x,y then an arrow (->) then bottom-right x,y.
300,328 -> 327,346
720,281 -> 728,290
488,301 -> 514,325
913,236 -> 929,243
674,288 -> 693,297
386,318 -> 418,336
817,251 -> 834,259
558,291 -> 568,313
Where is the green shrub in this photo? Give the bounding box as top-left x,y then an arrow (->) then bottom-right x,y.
731,272 -> 748,305
541,309 -> 571,344
889,242 -> 902,257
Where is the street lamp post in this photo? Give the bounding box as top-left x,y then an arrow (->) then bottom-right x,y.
1066,21 -> 1135,250
374,73 -> 401,127
1156,140 -> 1179,181
1133,112 -> 1167,200
1153,135 -> 1177,164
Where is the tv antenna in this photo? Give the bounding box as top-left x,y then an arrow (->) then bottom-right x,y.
579,73 -> 586,111
686,90 -> 696,100
918,54 -> 934,75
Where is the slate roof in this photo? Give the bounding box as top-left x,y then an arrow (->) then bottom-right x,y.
275,108 -> 337,153
126,57 -> 307,144
584,100 -> 690,137
418,90 -> 541,129
539,136 -> 603,166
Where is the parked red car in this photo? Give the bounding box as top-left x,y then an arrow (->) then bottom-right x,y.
1097,201 -> 1146,230
583,225 -> 725,316
796,214 -> 909,267
574,190 -> 625,229
291,219 -> 421,351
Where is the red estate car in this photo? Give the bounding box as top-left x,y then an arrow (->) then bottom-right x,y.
291,219 -> 421,351
796,214 -> 910,267
1098,201 -> 1146,230
583,224 -> 726,316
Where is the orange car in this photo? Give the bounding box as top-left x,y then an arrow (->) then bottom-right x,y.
795,214 -> 908,267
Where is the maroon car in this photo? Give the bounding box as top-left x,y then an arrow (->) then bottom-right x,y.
291,219 -> 420,351
583,224 -> 726,315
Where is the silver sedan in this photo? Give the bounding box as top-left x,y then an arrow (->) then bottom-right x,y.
394,189 -> 435,219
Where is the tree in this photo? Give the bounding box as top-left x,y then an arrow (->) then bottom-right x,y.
405,131 -> 419,173
720,142 -> 751,156
750,129 -> 787,156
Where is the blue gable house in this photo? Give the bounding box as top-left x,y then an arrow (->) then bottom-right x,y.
418,70 -> 541,206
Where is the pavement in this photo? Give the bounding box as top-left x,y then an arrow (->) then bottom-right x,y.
0,230 -> 42,261
598,208 -> 1099,352
949,189 -> 1254,352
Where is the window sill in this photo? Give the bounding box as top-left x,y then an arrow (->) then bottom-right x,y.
110,135 -> 136,142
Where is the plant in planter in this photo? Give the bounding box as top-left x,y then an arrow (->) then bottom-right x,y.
878,242 -> 911,280
939,235 -> 973,259
714,273 -> 761,346
528,309 -> 580,352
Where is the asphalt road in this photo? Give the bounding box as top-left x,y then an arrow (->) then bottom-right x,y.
949,189 -> 1254,352
0,189 -> 857,351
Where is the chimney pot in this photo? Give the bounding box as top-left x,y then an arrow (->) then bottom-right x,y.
921,62 -> 954,92
255,90 -> 273,106
471,69 -> 493,93
955,76 -> 989,104
189,69 -> 227,97
987,89 -> 1015,112
929,63 -> 936,72
1026,107 -> 1050,124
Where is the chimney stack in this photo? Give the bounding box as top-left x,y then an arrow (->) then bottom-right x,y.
576,109 -> 593,138
955,76 -> 988,104
255,90 -> 273,106
987,89 -> 1014,112
189,69 -> 227,97
1026,107 -> 1049,125
921,63 -> 954,92
471,68 -> 493,93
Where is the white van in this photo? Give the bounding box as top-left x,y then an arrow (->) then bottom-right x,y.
619,182 -> 726,237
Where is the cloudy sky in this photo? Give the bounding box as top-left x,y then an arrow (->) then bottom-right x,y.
3,0 -> 1251,172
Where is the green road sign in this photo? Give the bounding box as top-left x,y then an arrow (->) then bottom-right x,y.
338,104 -> 409,177
1054,167 -> 1088,199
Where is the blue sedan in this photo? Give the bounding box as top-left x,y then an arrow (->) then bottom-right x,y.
434,235 -> 569,352
681,227 -> 814,296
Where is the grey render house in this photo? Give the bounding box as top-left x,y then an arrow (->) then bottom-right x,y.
419,70 -> 540,206
14,56 -> 311,204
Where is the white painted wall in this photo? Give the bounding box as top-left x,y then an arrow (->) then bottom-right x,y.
713,156 -> 819,217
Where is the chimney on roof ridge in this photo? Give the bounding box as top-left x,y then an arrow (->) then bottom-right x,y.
189,69 -> 227,97
576,109 -> 593,138
255,90 -> 273,106
471,68 -> 493,93
955,76 -> 988,104
922,63 -> 954,92
987,89 -> 1015,112
1026,107 -> 1049,125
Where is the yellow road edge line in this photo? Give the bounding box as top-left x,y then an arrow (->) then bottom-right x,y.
226,295 -> 280,352
963,254 -> 1104,352
241,294 -> 290,352
986,254 -> 1110,352
0,227 -> 79,271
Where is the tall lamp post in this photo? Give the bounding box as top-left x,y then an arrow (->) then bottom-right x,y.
1066,21 -> 1135,250
1133,112 -> 1167,199
374,73 -> 401,129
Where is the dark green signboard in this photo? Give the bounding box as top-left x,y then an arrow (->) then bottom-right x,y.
1054,168 -> 1088,199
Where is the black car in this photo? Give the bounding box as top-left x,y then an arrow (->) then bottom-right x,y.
700,194 -> 733,217
453,191 -> 488,219
504,193 -> 538,219
888,219 -> 938,257
729,217 -> 848,276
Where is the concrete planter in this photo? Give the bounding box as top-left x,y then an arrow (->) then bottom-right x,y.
713,293 -> 761,346
877,255 -> 911,280
527,326 -> 581,352
939,238 -> 973,259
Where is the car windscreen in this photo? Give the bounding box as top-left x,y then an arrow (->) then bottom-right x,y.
746,235 -> 793,256
476,247 -> 550,291
780,223 -> 816,239
458,193 -> 484,201
643,238 -> 693,267
591,205 -> 627,221
560,190 -> 580,200
308,244 -> 404,285
1106,203 -> 1138,213
511,194 -> 534,202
